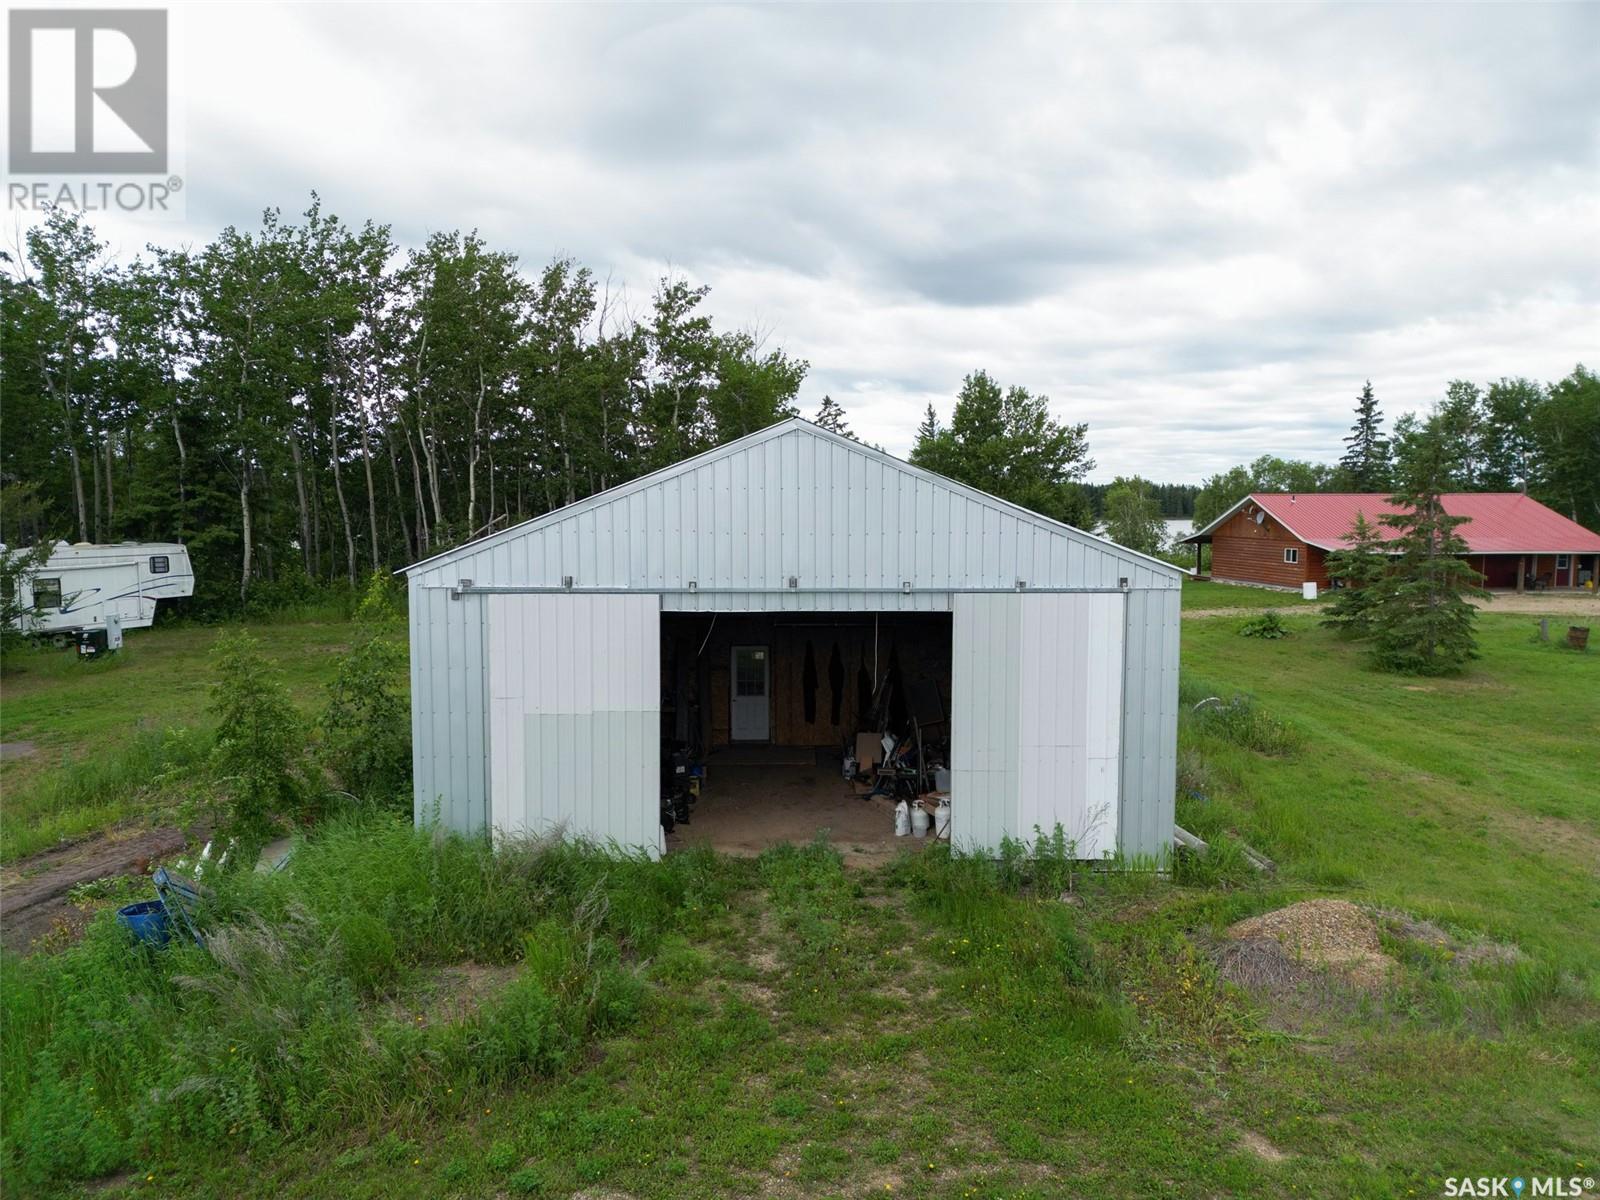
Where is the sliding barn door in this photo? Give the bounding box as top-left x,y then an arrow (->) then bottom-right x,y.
486,594 -> 660,854
951,592 -> 1124,858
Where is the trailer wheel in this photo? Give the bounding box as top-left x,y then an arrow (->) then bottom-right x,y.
50,633 -> 70,649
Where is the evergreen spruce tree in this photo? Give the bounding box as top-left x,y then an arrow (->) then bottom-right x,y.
914,403 -> 940,446
812,394 -> 853,438
1338,381 -> 1392,491
1370,442 -> 1487,674
1319,511 -> 1390,637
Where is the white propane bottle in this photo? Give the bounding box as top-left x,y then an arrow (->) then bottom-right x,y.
933,799 -> 951,840
894,800 -> 910,837
910,803 -> 930,838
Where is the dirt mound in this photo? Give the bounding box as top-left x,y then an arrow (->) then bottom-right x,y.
1227,899 -> 1391,987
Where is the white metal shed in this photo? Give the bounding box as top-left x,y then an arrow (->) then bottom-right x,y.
403,419 -> 1182,860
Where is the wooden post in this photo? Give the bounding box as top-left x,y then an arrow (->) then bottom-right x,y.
1516,555 -> 1525,593
1194,541 -> 1202,577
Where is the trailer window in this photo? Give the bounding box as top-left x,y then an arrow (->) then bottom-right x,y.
1283,547 -> 1299,564
149,555 -> 170,574
34,577 -> 62,609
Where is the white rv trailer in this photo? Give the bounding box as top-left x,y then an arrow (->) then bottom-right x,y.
3,542 -> 195,640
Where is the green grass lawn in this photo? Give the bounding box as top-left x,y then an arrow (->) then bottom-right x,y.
1182,577 -> 1323,611
1180,610 -> 1600,975
0,620 -> 352,861
3,609 -> 1598,1199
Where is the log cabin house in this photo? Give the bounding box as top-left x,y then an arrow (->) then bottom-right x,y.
1181,492 -> 1600,592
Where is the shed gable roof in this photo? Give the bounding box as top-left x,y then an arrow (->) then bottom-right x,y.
405,418 -> 1182,591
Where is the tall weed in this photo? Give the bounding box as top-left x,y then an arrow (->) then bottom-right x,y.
0,816 -> 739,1190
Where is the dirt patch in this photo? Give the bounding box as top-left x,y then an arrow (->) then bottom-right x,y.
1474,592 -> 1600,617
1,825 -> 187,952
1239,1131 -> 1289,1163
0,740 -> 37,760
1490,810 -> 1600,876
1227,900 -> 1392,988
1184,605 -> 1323,620
391,962 -> 519,1028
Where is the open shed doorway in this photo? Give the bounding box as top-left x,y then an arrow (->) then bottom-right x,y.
659,611 -> 952,863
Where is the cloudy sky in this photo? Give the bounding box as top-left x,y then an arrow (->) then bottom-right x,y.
25,2 -> 1600,483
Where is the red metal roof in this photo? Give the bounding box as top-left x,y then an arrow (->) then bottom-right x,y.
1234,493 -> 1600,553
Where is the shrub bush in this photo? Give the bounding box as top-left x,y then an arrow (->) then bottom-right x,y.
208,629 -> 315,855
1238,610 -> 1287,639
320,572 -> 411,806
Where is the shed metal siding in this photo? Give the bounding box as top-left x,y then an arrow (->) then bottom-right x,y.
486,594 -> 660,852
410,586 -> 489,834
409,423 -> 1182,599
950,593 -> 1021,853
1017,593 -> 1124,859
951,592 -> 1128,857
405,420 -> 1182,857
1117,587 -> 1179,862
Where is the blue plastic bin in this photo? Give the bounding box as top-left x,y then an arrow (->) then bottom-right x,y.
117,899 -> 171,947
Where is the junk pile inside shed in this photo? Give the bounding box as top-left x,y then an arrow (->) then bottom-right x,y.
658,611 -> 953,855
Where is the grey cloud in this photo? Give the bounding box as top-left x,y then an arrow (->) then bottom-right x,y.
52,1 -> 1599,484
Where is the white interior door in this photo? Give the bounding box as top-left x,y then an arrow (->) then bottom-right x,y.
487,593 -> 660,853
730,645 -> 770,741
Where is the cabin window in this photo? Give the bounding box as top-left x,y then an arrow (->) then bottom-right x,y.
1283,547 -> 1299,564
34,577 -> 62,609
1555,554 -> 1570,570
149,555 -> 170,574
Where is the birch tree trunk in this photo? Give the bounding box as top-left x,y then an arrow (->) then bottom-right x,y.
290,433 -> 313,575
402,420 -> 430,552
360,407 -> 381,571
104,436 -> 115,531
239,468 -> 253,600
330,408 -> 357,586
171,409 -> 189,539
466,360 -> 486,534
385,425 -> 414,558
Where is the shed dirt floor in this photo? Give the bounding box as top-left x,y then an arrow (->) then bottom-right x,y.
666,748 -> 929,866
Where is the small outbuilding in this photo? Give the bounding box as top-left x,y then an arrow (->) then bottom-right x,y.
1184,492 -> 1600,592
403,419 -> 1182,860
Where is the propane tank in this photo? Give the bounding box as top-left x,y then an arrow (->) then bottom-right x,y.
894,799 -> 910,837
910,803 -> 931,838
933,798 -> 951,841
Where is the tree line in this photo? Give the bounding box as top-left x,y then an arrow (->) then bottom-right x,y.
2,202 -> 811,611
0,203 -> 1207,615
8,199 -> 1590,613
